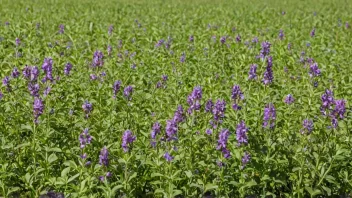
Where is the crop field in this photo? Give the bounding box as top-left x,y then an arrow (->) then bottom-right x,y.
0,0 -> 351,197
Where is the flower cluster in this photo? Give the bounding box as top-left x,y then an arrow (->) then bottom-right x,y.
263,103 -> 276,129
262,56 -> 274,85
187,86 -> 202,114
122,130 -> 136,152
231,85 -> 244,110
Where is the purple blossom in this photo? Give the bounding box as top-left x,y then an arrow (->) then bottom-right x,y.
189,35 -> 194,42
332,99 -> 346,119
28,83 -> 40,97
164,152 -> 174,162
287,43 -> 292,50
220,36 -> 226,44
151,122 -> 161,147
180,52 -> 186,63
11,68 -> 20,79
187,86 -> 202,114
346,22 -> 350,29
122,130 -> 136,152
248,64 -> 257,80
263,103 -> 276,129
44,86 -> 51,96
107,45 -> 112,56
205,99 -> 213,113
206,129 -> 212,135
92,50 -> 104,67
241,152 -> 251,169
309,63 -> 321,78
231,85 -> 244,100
217,129 -> 231,158
99,146 -> 109,166
31,66 -> 40,82
284,94 -> 295,105
310,28 -> 315,37
79,128 -> 92,149
0,92 -> 3,100
41,58 -> 53,82
212,99 -> 226,122
82,100 -> 93,118
173,105 -> 184,123
23,66 -> 31,79
236,34 -> 241,42
278,30 -> 284,40
64,62 -> 72,75
108,25 -> 113,35
112,80 -> 121,98
320,89 -> 334,115
58,24 -> 64,34
259,41 -> 271,59
2,76 -> 10,91
236,121 -> 248,146
118,40 -> 123,49
166,119 -> 178,141
156,81 -> 162,88
15,38 -> 21,46
90,74 -> 97,80
162,75 -> 168,82
123,85 -> 133,100
155,39 -> 165,48
262,56 -> 274,85
33,97 -> 44,123
300,119 -> 314,135
252,37 -> 258,44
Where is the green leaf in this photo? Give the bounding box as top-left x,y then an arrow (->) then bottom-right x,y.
305,187 -> 322,196
128,172 -> 137,182
61,167 -> 70,177
151,173 -> 163,177
68,173 -> 80,183
185,170 -> 193,178
48,153 -> 58,164
204,183 -> 218,192
321,186 -> 331,196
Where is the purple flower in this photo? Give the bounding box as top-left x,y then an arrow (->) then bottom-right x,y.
309,63 -> 321,78
92,51 -> 104,67
122,130 -> 136,152
217,129 -> 231,158
287,43 -> 292,50
108,25 -> 113,35
112,80 -> 121,99
284,94 -> 295,105
220,36 -> 226,44
151,122 -> 161,147
90,74 -> 97,80
15,38 -> 21,46
5,21 -> 9,26
252,37 -> 258,44
187,86 -> 202,114
164,152 -> 174,162
28,83 -> 40,97
320,89 -> 334,115
82,100 -> 93,118
58,24 -> 64,34
44,86 -> 51,96
107,45 -> 112,56
205,99 -> 213,113
123,85 -> 133,100
206,129 -> 212,135
31,66 -> 40,82
248,64 -> 257,80
300,119 -> 314,135
79,128 -> 92,149
99,146 -> 109,166
346,22 -> 350,29
23,66 -> 31,79
180,52 -> 186,63
162,75 -> 168,82
0,91 -> 3,100
278,30 -> 284,40
166,119 -> 178,141
33,97 -> 44,123
332,99 -> 346,119
263,103 -> 276,129
155,39 -> 165,48
156,81 -> 162,88
231,85 -> 244,111
241,152 -> 251,169
212,99 -> 226,122
106,172 -> 112,177
64,62 -> 72,75
259,41 -> 271,59
2,76 -> 10,86
42,58 -> 53,82
262,56 -> 274,85
236,121 -> 248,146
173,105 -> 184,123
310,28 -> 315,37
189,35 -> 194,42
80,153 -> 87,159
131,63 -> 136,69
236,34 -> 241,43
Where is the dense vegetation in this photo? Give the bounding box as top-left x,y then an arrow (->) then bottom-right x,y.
0,0 -> 351,197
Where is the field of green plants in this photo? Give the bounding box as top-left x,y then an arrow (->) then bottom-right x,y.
0,0 -> 351,197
